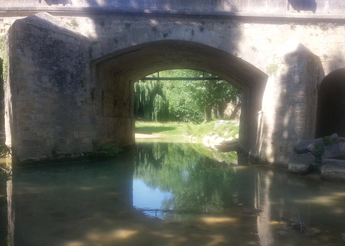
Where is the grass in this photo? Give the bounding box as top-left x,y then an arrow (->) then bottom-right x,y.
135,121 -> 193,135
135,120 -> 239,141
189,120 -> 239,140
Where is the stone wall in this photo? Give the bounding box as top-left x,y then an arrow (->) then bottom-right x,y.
259,43 -> 324,165
4,12 -> 137,162
92,65 -> 135,148
1,0 -> 345,15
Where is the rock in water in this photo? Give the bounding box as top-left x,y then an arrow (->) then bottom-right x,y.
321,159 -> 345,181
288,153 -> 314,173
323,142 -> 345,159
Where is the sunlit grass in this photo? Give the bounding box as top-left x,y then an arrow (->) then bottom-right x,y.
190,120 -> 239,140
135,120 -> 239,140
135,121 -> 194,135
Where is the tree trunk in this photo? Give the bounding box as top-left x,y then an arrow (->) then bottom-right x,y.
229,103 -> 240,120
217,103 -> 225,119
205,106 -> 212,122
213,105 -> 219,119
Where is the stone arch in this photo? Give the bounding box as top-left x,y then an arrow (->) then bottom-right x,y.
316,68 -> 345,137
92,40 -> 268,152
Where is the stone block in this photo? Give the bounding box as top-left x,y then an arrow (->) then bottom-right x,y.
330,133 -> 345,144
323,142 -> 345,160
288,153 -> 314,173
294,139 -> 314,154
321,159 -> 345,181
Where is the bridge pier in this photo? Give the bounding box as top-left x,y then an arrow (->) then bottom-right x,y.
4,13 -> 95,161
257,41 -> 323,165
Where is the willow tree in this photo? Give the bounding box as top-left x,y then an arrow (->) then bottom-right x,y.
134,80 -> 169,121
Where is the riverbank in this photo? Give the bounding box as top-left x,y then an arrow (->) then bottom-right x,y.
135,120 -> 239,165
135,120 -> 239,142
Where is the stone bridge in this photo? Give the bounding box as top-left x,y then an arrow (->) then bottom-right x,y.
0,0 -> 345,165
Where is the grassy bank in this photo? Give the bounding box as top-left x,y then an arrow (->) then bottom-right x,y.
135,120 -> 239,141
135,121 -> 191,135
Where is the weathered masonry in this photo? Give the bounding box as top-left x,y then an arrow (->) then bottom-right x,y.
0,0 -> 345,165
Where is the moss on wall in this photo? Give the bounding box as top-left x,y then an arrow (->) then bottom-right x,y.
0,35 -> 7,83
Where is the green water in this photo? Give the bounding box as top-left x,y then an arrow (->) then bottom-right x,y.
0,142 -> 345,246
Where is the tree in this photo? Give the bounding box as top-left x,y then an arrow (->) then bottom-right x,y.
134,69 -> 240,122
134,80 -> 169,121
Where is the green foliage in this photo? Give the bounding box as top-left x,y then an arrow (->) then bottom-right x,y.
134,69 -> 240,123
313,136 -> 334,168
2,56 -> 7,83
0,35 -> 7,83
135,120 -> 239,141
134,80 -> 169,121
102,143 -> 122,155
92,139 -> 102,151
0,35 -> 4,52
190,120 -> 239,141
313,141 -> 324,168
135,121 -> 195,135
266,63 -> 279,75
322,136 -> 333,146
190,142 -> 238,164
92,139 -> 122,155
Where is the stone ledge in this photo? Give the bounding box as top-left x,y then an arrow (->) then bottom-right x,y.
2,7 -> 345,22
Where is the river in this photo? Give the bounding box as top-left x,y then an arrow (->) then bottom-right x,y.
0,141 -> 345,245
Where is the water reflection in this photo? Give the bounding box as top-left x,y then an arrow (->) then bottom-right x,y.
7,178 -> 14,246
133,179 -> 173,218
0,159 -> 14,246
0,142 -> 343,245
134,142 -> 239,221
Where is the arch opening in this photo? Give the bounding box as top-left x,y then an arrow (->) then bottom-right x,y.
93,40 -> 267,152
316,68 -> 345,137
134,69 -> 241,123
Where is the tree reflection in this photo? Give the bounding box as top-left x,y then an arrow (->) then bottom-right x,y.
134,143 -> 238,220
